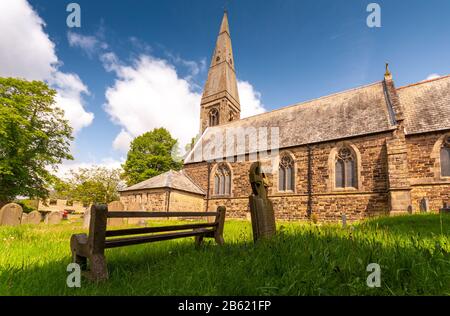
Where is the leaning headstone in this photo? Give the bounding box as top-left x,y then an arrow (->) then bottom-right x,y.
45,211 -> 62,225
107,201 -> 125,226
248,161 -> 276,243
127,202 -> 146,226
420,198 -> 429,213
0,203 -> 23,226
82,208 -> 91,229
24,211 -> 42,225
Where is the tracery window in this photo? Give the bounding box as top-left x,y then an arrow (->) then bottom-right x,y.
335,147 -> 357,188
279,154 -> 295,191
209,108 -> 219,126
441,136 -> 450,177
214,164 -> 231,196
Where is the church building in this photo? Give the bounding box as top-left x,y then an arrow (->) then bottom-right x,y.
120,12 -> 450,221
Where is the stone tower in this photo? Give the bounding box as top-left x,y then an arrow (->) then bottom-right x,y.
200,12 -> 241,133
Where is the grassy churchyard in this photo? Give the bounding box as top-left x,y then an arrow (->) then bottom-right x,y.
1,214 -> 450,296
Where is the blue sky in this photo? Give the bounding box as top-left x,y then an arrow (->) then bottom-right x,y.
1,0 -> 449,177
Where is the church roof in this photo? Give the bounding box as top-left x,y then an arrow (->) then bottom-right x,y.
120,170 -> 205,195
398,75 -> 450,135
185,81 -> 397,163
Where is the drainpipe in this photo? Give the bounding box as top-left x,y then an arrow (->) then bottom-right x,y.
307,145 -> 313,218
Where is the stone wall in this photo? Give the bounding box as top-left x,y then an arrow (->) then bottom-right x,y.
185,132 -> 393,221
168,191 -> 205,212
120,188 -> 204,212
406,131 -> 450,211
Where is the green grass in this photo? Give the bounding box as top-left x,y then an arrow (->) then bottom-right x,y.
1,214 -> 450,295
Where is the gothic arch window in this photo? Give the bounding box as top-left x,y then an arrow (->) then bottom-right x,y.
214,163 -> 231,196
441,136 -> 450,177
209,108 -> 219,127
279,153 -> 295,192
335,147 -> 357,189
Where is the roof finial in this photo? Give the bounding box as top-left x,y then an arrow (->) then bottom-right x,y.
223,0 -> 230,14
385,62 -> 392,78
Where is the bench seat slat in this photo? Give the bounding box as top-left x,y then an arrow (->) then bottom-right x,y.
105,223 -> 217,237
105,229 -> 215,248
107,211 -> 219,218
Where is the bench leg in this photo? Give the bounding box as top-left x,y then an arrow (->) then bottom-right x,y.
195,235 -> 204,247
89,254 -> 108,282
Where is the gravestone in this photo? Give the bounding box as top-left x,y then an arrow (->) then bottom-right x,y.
82,208 -> 91,229
23,211 -> 42,225
127,202 -> 146,226
0,203 -> 23,226
419,198 -> 429,213
107,201 -> 125,226
248,161 -> 276,243
45,211 -> 62,225
21,213 -> 28,223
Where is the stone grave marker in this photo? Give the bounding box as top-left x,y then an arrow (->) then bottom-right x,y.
0,203 -> 23,226
25,211 -> 42,225
107,201 -> 125,226
82,208 -> 91,229
45,211 -> 62,225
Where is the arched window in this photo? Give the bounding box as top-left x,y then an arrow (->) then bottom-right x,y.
209,108 -> 219,126
279,154 -> 295,191
214,164 -> 231,196
335,147 -> 357,188
441,136 -> 450,177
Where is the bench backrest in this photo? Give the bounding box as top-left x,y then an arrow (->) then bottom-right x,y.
87,205 -> 226,253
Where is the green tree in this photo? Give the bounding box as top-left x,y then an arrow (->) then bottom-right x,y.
122,128 -> 182,186
55,167 -> 123,205
0,77 -> 73,203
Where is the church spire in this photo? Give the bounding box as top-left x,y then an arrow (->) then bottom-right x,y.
200,12 -> 240,133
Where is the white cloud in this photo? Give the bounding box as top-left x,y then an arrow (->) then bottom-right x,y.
68,32 -> 107,57
55,157 -> 124,180
113,129 -> 134,152
103,54 -> 202,152
425,73 -> 441,81
238,80 -> 266,118
0,0 -> 93,133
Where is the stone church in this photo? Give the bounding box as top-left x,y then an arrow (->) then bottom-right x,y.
120,12 -> 450,221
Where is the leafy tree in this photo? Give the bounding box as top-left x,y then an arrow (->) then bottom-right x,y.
0,78 -> 73,204
122,128 -> 182,186
55,167 -> 123,205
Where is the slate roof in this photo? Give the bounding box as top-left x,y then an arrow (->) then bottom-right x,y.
185,81 -> 397,163
120,170 -> 205,195
398,75 -> 450,135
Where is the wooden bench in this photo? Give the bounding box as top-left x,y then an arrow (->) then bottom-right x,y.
70,205 -> 226,281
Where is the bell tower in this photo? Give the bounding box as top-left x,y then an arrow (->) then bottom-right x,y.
200,12 -> 241,133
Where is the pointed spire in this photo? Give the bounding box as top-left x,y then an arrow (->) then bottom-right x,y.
199,11 -> 241,133
219,11 -> 230,35
201,11 -> 240,106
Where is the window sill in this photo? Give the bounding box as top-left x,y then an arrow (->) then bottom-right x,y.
332,187 -> 359,192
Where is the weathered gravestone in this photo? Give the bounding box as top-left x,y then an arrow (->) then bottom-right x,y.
23,211 -> 42,225
420,198 -> 430,213
127,202 -> 146,226
107,201 -> 125,226
0,203 -> 23,226
45,211 -> 62,225
248,161 -> 276,243
82,208 -> 91,229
